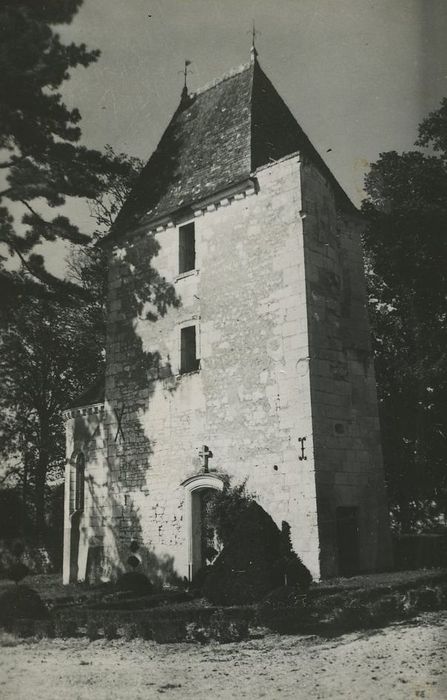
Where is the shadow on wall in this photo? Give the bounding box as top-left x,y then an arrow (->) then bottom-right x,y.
85,472 -> 183,588
72,225 -> 183,587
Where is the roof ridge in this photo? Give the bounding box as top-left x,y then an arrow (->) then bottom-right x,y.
192,62 -> 251,97
248,58 -> 256,172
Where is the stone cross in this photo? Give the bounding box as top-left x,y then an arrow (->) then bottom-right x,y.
198,444 -> 213,472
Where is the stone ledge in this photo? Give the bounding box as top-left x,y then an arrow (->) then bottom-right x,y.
63,402 -> 105,420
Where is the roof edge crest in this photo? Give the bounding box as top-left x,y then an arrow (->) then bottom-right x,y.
192,62 -> 251,96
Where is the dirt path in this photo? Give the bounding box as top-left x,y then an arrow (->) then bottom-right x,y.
1,612 -> 446,700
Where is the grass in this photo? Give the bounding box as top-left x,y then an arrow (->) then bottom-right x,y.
3,567 -> 445,599
0,630 -> 41,647
0,573 -> 109,605
1,567 -> 447,643
309,567 -> 447,593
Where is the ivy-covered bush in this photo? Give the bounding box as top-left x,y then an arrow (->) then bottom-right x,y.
201,481 -> 312,605
206,478 -> 253,546
279,522 -> 313,591
202,500 -> 283,604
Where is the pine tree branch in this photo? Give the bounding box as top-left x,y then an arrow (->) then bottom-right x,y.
3,236 -> 90,300
19,199 -> 90,244
0,155 -> 28,169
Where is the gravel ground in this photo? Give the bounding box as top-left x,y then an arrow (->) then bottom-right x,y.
1,612 -> 446,700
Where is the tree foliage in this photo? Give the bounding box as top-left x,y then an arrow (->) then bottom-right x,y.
0,1 -> 130,305
0,295 -> 101,537
362,98 -> 447,531
0,147 -> 143,540
0,3 -> 146,541
66,147 -> 144,363
207,479 -> 254,547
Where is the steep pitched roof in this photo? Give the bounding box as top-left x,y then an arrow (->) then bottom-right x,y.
111,58 -> 356,240
69,377 -> 105,410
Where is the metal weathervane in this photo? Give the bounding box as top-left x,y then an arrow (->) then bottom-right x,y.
247,20 -> 261,58
179,59 -> 192,92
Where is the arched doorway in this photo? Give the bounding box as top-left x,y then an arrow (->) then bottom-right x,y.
181,474 -> 223,581
69,452 -> 85,581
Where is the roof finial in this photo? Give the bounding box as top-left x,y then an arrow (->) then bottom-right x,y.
183,60 -> 191,89
249,20 -> 260,62
179,59 -> 192,102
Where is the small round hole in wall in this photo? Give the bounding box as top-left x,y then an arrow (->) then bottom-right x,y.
273,464 -> 279,471
334,423 -> 345,435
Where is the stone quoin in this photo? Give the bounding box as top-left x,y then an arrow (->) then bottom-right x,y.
62,51 -> 393,585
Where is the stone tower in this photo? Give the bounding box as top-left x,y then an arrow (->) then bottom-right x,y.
62,54 -> 392,585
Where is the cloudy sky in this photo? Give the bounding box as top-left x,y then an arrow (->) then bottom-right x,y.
42,0 -> 447,271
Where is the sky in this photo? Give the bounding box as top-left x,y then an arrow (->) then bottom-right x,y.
32,0 -> 447,273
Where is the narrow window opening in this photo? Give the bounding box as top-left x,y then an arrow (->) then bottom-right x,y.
179,222 -> 195,273
75,453 -> 85,512
180,325 -> 199,374
70,453 -> 85,514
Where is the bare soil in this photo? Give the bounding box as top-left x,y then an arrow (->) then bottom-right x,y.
1,612 -> 446,699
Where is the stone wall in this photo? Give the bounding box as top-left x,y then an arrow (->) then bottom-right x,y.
64,151 -> 392,584
102,154 -> 322,581
62,404 -> 110,584
300,157 -> 393,576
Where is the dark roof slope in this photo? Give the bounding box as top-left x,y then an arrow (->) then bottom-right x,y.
251,62 -> 355,212
69,377 -> 105,410
111,58 -> 356,240
113,65 -> 253,236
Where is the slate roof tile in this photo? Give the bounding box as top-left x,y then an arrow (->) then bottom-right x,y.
111,58 -> 356,241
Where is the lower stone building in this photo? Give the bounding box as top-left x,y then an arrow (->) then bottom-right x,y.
63,52 -> 392,585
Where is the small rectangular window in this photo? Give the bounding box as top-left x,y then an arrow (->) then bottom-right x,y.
179,222 -> 195,273
180,325 -> 199,373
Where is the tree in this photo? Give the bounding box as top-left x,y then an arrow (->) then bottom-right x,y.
0,4 -> 176,546
0,294 -> 102,538
87,146 -> 144,237
0,1 -> 127,305
64,147 -> 144,376
362,98 -> 447,531
66,146 -> 144,349
0,148 -> 144,541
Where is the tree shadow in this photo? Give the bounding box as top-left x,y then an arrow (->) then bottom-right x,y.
68,223 -> 184,588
